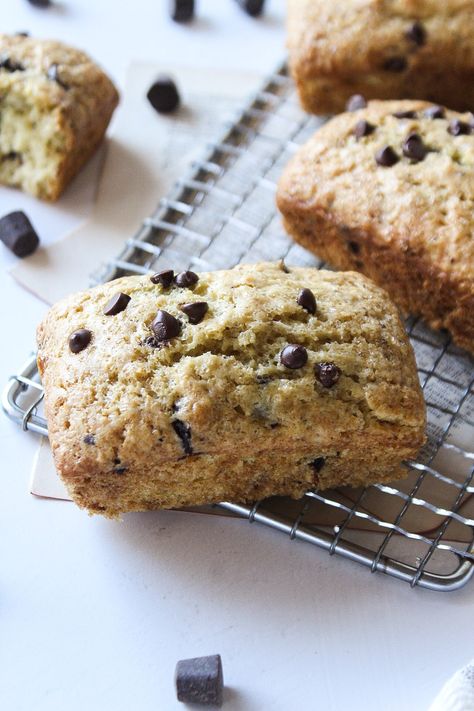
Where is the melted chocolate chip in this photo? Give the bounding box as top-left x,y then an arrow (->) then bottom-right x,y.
175,270 -> 199,288
424,105 -> 445,120
172,419 -> 193,455
353,120 -> 375,139
383,56 -> 407,72
393,110 -> 417,119
69,329 -> 92,354
297,288 -> 316,315
310,457 -> 325,473
406,21 -> 426,46
47,63 -> 69,90
348,241 -> 360,254
402,132 -> 427,161
280,344 -> 308,369
151,310 -> 181,341
0,55 -> 25,72
180,301 -> 208,324
375,145 -> 399,167
346,94 -> 367,112
448,119 -> 470,136
315,362 -> 341,388
83,434 -> 95,445
147,75 -> 180,113
103,292 -> 131,316
150,269 -> 174,287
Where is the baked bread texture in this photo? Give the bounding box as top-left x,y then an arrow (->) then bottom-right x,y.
288,0 -> 474,115
37,262 -> 425,518
277,100 -> 474,355
0,34 -> 118,201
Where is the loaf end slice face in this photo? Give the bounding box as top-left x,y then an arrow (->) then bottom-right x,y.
288,0 -> 474,114
37,262 -> 426,517
277,100 -> 474,355
0,34 -> 119,201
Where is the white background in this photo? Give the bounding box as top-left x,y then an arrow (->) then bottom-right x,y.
1,2 -> 472,710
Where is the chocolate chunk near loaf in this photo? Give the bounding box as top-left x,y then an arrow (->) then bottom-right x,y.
277,100 -> 474,355
36,262 -> 425,518
287,0 -> 474,114
0,33 -> 118,201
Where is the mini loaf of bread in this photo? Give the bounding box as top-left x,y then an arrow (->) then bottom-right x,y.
277,100 -> 474,355
0,34 -> 118,200
288,0 -> 474,115
37,262 -> 425,518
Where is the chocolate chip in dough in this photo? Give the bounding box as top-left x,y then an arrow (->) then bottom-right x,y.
280,344 -> 308,369
172,419 -> 193,455
69,329 -> 92,354
310,457 -> 325,472
402,132 -> 427,161
151,310 -> 182,342
47,63 -> 69,90
424,105 -> 445,120
103,292 -> 131,316
83,434 -> 96,445
147,75 -> 180,113
448,119 -> 470,136
180,301 -> 208,324
175,654 -> 223,706
150,269 -> 174,287
0,211 -> 39,257
170,0 -> 194,22
175,270 -> 199,288
393,110 -> 417,119
353,119 -> 375,139
383,56 -> 407,72
297,288 -> 316,315
315,362 -> 341,388
375,145 -> 399,167
346,94 -> 367,112
0,54 -> 24,72
406,21 -> 426,46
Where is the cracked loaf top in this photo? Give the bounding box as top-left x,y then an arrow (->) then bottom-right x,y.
288,0 -> 474,114
37,262 -> 425,491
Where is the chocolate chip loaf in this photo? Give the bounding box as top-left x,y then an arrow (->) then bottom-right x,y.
288,0 -> 474,115
37,262 -> 425,518
0,34 -> 118,201
277,100 -> 474,355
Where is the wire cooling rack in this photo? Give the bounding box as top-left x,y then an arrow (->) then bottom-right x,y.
3,65 -> 474,591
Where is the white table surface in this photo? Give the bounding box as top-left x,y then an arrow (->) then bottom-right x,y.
0,3 -> 471,710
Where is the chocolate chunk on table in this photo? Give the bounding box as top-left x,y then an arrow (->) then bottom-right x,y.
147,76 -> 180,113
170,0 -> 194,22
0,211 -> 39,258
234,0 -> 265,17
175,654 -> 224,706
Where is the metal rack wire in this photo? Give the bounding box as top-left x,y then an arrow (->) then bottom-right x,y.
3,65 -> 474,590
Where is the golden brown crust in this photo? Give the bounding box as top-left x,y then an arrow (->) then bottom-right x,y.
288,0 -> 474,114
277,100 -> 474,354
37,262 -> 426,517
0,34 -> 119,200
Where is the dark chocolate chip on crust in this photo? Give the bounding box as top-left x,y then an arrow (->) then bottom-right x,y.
310,457 -> 325,473
448,119 -> 470,136
150,269 -> 174,287
147,75 -> 180,113
346,94 -> 366,112
180,301 -> 208,324
175,270 -> 199,288
47,63 -> 69,90
402,132 -> 427,162
151,310 -> 182,341
172,419 -> 193,455
348,241 -> 360,254
375,145 -> 399,167
103,292 -> 131,316
0,210 -> 39,257
424,105 -> 445,120
297,288 -> 316,315
406,21 -> 426,46
393,110 -> 417,119
280,344 -> 308,369
383,56 -> 407,72
69,329 -> 92,354
315,362 -> 341,388
353,119 -> 375,139
175,654 -> 223,706
83,434 -> 95,445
